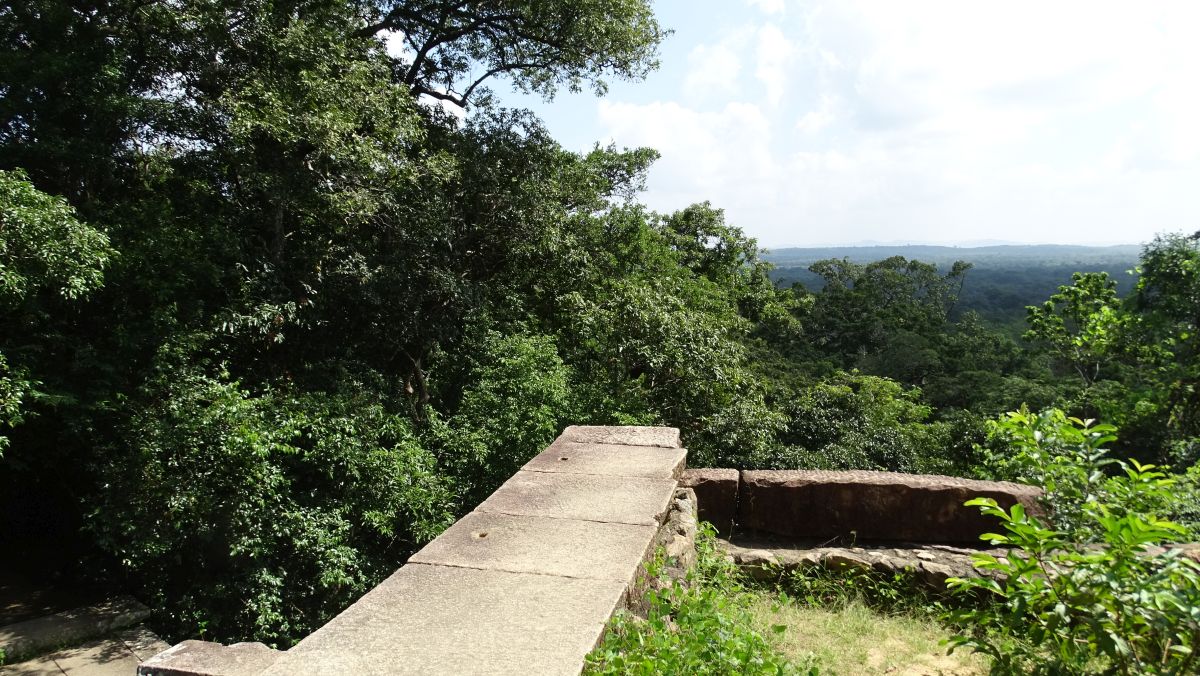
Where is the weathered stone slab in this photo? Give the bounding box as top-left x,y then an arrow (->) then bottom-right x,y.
409,511 -> 656,581
138,641 -> 281,676
476,470 -> 676,527
722,537 -> 1010,588
523,439 -> 687,480
679,468 -> 740,536
738,470 -> 1043,544
559,425 -> 680,448
262,564 -> 628,676
117,626 -> 173,662
0,596 -> 150,663
47,636 -> 140,675
0,653 -> 62,675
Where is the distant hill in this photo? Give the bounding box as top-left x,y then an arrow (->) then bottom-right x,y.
763,244 -> 1142,268
764,244 -> 1143,329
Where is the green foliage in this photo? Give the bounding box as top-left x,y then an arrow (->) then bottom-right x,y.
432,331 -> 574,504
770,371 -> 958,473
0,169 -> 115,451
774,565 -> 949,619
0,169 -> 114,304
978,407 -> 1191,538
364,0 -> 667,106
1132,233 -> 1200,455
951,410 -> 1200,674
90,364 -> 454,645
949,496 -> 1199,675
1025,272 -> 1125,387
586,526 -> 818,675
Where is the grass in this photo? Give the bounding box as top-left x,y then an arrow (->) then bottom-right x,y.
586,524 -> 996,675
748,594 -> 987,675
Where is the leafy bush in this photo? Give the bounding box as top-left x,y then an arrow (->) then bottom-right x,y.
951,410 -> 1200,674
586,526 -> 818,675
770,372 -> 956,473
431,330 -> 575,505
774,564 -> 951,619
0,169 -> 115,453
91,366 -> 455,645
979,407 -> 1193,539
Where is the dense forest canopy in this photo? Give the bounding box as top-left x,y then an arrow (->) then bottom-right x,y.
1,0 -> 1198,652
767,244 -> 1141,329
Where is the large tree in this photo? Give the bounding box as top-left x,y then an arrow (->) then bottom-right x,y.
358,0 -> 667,107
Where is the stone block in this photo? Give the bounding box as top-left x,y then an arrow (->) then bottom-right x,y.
262,564 -> 628,676
738,470 -> 1044,544
408,511 -> 656,581
678,468 -> 740,536
559,425 -> 680,448
476,470 -> 676,527
138,641 -> 280,676
117,626 -> 173,662
523,439 -> 687,480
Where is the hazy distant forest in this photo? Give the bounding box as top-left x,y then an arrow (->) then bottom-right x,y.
2,0 -> 1199,651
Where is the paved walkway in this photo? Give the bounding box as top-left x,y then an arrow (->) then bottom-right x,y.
1,626 -> 168,675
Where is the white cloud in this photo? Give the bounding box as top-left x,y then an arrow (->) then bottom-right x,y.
579,1 -> 1200,246
683,40 -> 744,102
795,94 -> 837,134
747,0 -> 786,14
755,24 -> 795,106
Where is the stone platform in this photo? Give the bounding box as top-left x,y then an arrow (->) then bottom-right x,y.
140,426 -> 686,676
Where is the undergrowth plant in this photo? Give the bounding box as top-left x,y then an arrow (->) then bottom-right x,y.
950,409 -> 1200,674
585,524 -> 819,675
774,564 -> 950,619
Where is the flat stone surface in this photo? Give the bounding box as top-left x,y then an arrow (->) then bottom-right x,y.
115,627 -> 171,662
0,629 -> 170,676
138,641 -> 280,676
0,654 -> 62,675
49,637 -> 139,675
559,425 -> 680,448
679,468 -> 740,536
409,512 -> 656,581
476,470 -> 676,527
738,470 -> 1044,544
264,564 -> 628,676
0,597 -> 150,663
523,439 -> 687,480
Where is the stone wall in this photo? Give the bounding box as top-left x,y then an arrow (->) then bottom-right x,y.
680,468 -> 1044,545
139,426 -> 687,676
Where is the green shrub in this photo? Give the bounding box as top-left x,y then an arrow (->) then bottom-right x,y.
585,526 -> 818,675
978,407 -> 1193,540
774,564 -> 950,619
90,367 -> 455,645
950,410 -> 1200,674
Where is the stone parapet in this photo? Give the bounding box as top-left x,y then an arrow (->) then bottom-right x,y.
678,468 -> 739,536
738,469 -> 1044,544
139,426 -> 685,676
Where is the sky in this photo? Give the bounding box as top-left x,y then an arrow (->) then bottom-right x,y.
485,1 -> 1200,248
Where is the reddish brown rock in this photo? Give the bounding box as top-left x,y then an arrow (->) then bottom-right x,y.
678,468 -> 740,536
737,470 -> 1044,545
